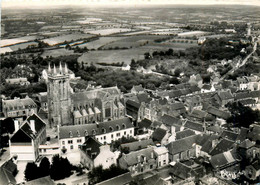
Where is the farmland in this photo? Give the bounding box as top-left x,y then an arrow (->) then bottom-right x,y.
78,48 -> 148,65
74,37 -> 127,49
41,48 -> 77,58
86,28 -> 132,36
42,33 -> 94,46
0,36 -> 38,47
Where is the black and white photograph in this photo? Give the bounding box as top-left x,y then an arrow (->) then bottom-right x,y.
0,0 -> 260,184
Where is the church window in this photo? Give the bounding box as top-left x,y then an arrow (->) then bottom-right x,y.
92,129 -> 96,135
105,108 -> 111,118
77,130 -> 80,137
69,131 -> 73,138
116,125 -> 120,131
85,130 -> 88,136
122,124 -> 126,129
102,128 -> 106,134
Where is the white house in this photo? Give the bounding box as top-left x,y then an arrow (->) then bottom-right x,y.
9,114 -> 46,161
79,137 -> 116,170
153,146 -> 169,168
58,117 -> 134,153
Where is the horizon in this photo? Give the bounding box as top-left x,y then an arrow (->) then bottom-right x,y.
2,0 -> 260,9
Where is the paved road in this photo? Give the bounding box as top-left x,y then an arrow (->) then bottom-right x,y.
221,37 -> 258,80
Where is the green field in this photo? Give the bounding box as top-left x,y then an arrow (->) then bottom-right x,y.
41,48 -> 76,58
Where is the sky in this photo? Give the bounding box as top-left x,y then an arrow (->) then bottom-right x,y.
1,0 -> 260,8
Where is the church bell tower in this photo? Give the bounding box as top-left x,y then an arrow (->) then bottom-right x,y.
47,62 -> 71,127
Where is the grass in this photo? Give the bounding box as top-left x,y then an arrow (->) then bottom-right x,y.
9,42 -> 38,51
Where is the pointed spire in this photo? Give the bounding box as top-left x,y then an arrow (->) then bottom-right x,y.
53,64 -> 57,74
48,62 -> 51,73
64,63 -> 68,74
59,61 -> 63,74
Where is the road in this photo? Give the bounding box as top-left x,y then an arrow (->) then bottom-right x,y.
221,36 -> 258,80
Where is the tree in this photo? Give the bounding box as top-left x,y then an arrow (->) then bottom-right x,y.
24,162 -> 39,181
1,117 -> 15,134
50,155 -> 72,180
39,157 -> 50,177
174,68 -> 182,77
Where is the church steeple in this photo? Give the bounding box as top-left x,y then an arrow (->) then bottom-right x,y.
48,63 -> 51,73
59,62 -> 63,74
53,64 -> 57,74
65,63 -> 68,74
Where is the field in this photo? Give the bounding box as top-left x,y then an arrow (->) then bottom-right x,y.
41,48 -> 76,58
78,48 -> 148,65
42,33 -> 94,46
101,35 -> 166,49
0,36 -> 37,47
74,37 -> 127,49
9,41 -> 38,51
86,28 -> 132,36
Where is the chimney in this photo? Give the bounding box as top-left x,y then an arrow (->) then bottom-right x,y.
30,120 -> 36,133
151,152 -> 154,159
14,120 -> 19,133
137,155 -> 141,162
171,126 -> 175,134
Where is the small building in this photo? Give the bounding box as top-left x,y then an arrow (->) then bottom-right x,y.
244,160 -> 260,181
79,137 -> 116,170
131,85 -> 145,94
153,146 -> 169,168
0,159 -> 17,185
120,139 -> 154,153
119,147 -> 157,176
5,77 -> 30,86
9,114 -> 46,161
2,97 -> 37,119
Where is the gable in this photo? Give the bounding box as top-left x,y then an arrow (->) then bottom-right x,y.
11,129 -> 31,143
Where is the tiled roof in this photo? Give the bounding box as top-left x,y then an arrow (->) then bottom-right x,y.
119,147 -> 155,166
24,176 -> 55,185
210,149 -> 241,169
0,160 -> 17,185
184,120 -> 204,132
132,85 -> 144,92
220,130 -> 238,141
167,135 -> 198,155
176,129 -> 196,140
11,114 -> 46,142
238,99 -> 256,105
126,99 -> 141,109
168,90 -> 182,98
218,91 -> 233,100
239,139 -> 255,149
121,139 -> 154,152
59,117 -> 133,139
138,119 -> 152,129
152,128 -> 167,142
80,137 -> 102,159
189,109 -> 208,120
160,114 -> 182,127
247,124 -> 260,141
96,172 -> 132,185
207,106 -> 231,120
170,102 -> 185,110
201,135 -> 220,153
137,93 -> 152,104
209,139 -> 235,156
2,98 -> 37,110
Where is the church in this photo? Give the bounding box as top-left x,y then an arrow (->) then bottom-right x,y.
47,63 -> 126,127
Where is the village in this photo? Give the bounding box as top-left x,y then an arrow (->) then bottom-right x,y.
1,3 -> 260,185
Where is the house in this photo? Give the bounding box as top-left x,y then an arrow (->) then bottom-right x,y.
9,114 -> 46,161
153,146 -> 169,168
131,85 -> 145,94
244,160 -> 260,181
151,128 -> 169,145
167,135 -> 200,162
125,99 -> 145,122
214,90 -> 234,106
96,172 -> 132,185
35,92 -> 48,111
209,138 -> 235,156
0,159 -> 17,185
247,124 -> 260,142
120,139 -> 154,153
237,139 -> 259,161
183,120 -> 205,134
206,106 -> 231,120
210,149 -> 241,180
58,117 -> 134,152
118,147 -> 157,176
137,118 -> 152,135
2,97 -> 37,119
201,84 -> 215,93
5,77 -> 30,86
175,129 -> 196,140
198,37 -> 206,45
122,64 -> 131,71
24,176 -> 55,185
79,137 -> 116,170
